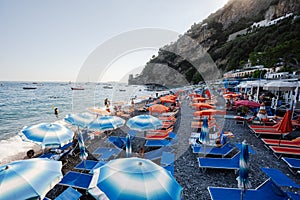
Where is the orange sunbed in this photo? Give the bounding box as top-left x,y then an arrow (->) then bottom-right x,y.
269,146 -> 300,158
261,137 -> 300,148
159,116 -> 176,123
251,129 -> 289,138
145,132 -> 169,140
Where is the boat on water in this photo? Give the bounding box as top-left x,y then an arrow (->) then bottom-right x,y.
119,89 -> 126,92
103,86 -> 113,89
71,87 -> 85,90
23,87 -> 37,90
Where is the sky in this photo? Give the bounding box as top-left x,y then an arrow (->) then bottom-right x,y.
0,0 -> 228,82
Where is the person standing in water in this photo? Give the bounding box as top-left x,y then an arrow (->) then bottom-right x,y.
54,107 -> 59,118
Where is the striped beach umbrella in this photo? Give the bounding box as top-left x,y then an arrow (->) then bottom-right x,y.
199,117 -> 209,144
87,116 -> 125,131
88,157 -> 183,200
126,134 -> 132,158
0,158 -> 62,200
237,140 -> 251,199
126,115 -> 162,132
18,123 -> 74,149
78,130 -> 88,160
64,112 -> 95,128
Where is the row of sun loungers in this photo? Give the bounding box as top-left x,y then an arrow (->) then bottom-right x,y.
208,168 -> 300,200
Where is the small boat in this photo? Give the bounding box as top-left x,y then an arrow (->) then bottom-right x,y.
23,87 -> 37,90
119,89 -> 126,92
103,86 -> 113,89
71,87 -> 84,90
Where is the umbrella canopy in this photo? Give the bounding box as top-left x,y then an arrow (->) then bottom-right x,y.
87,116 -> 125,131
192,97 -> 209,102
64,112 -> 95,128
0,158 -> 63,200
237,141 -> 251,197
263,81 -> 297,91
234,100 -> 260,108
160,97 -> 176,103
148,104 -> 170,114
88,157 -> 183,200
191,103 -> 215,110
126,115 -> 163,132
276,110 -> 293,133
87,107 -> 110,116
18,123 -> 74,149
199,117 -> 209,144
193,109 -> 225,117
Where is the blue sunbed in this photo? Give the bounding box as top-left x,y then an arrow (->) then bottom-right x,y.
163,164 -> 174,176
59,171 -> 93,190
161,152 -> 175,166
92,147 -> 122,161
192,143 -> 235,157
74,160 -> 98,171
208,180 -> 288,200
261,168 -> 300,189
106,136 -> 126,148
145,139 -> 171,147
198,152 -> 240,170
234,143 -> 256,154
282,157 -> 300,175
144,146 -> 174,160
55,187 -> 82,200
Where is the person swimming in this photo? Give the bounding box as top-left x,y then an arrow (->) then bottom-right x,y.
54,107 -> 59,118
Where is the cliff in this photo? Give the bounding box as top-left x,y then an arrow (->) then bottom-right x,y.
129,0 -> 300,86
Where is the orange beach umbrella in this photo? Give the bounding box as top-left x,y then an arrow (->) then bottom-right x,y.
275,110 -> 293,133
148,104 -> 170,114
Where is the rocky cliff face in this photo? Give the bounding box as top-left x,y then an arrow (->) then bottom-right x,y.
129,0 -> 300,86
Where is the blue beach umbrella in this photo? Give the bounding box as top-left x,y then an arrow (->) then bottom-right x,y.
18,123 -> 74,149
0,158 -> 63,200
87,115 -> 125,131
199,117 -> 209,144
64,112 -> 95,128
78,130 -> 88,160
237,140 -> 251,199
88,157 -> 183,200
126,134 -> 132,158
126,115 -> 163,131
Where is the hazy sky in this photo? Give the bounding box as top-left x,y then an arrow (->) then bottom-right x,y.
0,0 -> 228,82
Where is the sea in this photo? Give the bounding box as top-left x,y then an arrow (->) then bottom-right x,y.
0,81 -> 164,164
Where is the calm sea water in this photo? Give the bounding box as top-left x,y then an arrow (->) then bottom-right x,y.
0,81 -> 157,163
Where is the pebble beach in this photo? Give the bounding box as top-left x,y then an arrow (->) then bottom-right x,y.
44,96 -> 300,199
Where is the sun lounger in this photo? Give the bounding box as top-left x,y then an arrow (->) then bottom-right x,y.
234,143 -> 256,154
251,128 -> 289,138
145,139 -> 171,147
73,160 -> 105,171
55,187 -> 82,200
198,152 -> 240,171
282,157 -> 300,175
261,137 -> 300,148
160,152 -> 175,166
261,167 -> 300,188
163,164 -> 174,176
269,146 -> 300,158
192,143 -> 235,157
59,171 -> 93,190
106,136 -> 126,148
92,147 -> 122,161
144,146 -> 174,161
208,168 -> 300,200
208,180 -> 289,200
145,132 -> 169,140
